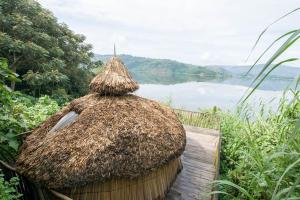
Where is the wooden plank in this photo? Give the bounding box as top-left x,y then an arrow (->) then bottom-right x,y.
167,126 -> 220,200
184,126 -> 220,136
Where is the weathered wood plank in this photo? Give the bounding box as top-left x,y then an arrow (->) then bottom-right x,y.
167,126 -> 220,200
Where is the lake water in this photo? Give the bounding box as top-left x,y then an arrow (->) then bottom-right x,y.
135,81 -> 288,112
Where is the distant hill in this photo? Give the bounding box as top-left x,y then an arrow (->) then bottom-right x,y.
208,65 -> 300,80
93,54 -> 230,84
92,54 -> 299,90
205,64 -> 300,91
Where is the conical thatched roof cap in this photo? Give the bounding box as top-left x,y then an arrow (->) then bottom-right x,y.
89,56 -> 139,95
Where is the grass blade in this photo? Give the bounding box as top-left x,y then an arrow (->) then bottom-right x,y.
252,31 -> 300,85
212,180 -> 254,200
241,58 -> 298,103
271,158 -> 300,199
246,8 -> 300,62
285,177 -> 300,199
206,191 -> 234,198
246,30 -> 298,75
240,32 -> 300,104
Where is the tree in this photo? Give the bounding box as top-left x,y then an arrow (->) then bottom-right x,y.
0,0 -> 95,96
0,58 -> 19,106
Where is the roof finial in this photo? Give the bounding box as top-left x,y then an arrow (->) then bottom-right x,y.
114,43 -> 116,57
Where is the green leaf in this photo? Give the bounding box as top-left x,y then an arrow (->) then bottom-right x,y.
212,180 -> 254,200
252,32 -> 300,85
271,158 -> 300,199
8,140 -> 19,151
246,8 -> 300,62
241,58 -> 299,103
246,30 -> 298,76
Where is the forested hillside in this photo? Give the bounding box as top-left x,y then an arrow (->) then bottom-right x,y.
94,54 -> 230,84
0,0 -> 102,98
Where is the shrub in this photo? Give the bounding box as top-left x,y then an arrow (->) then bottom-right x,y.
0,170 -> 22,200
0,93 -> 60,161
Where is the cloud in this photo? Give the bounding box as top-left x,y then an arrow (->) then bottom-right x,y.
38,0 -> 300,66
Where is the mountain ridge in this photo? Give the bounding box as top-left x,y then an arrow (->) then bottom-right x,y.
93,54 -> 230,84
93,54 -> 300,85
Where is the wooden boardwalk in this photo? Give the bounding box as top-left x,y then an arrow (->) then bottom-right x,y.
167,125 -> 221,200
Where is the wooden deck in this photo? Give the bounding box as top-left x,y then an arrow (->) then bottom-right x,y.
167,125 -> 221,200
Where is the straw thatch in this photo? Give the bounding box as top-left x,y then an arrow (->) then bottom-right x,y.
60,158 -> 182,200
89,56 -> 139,95
16,94 -> 186,189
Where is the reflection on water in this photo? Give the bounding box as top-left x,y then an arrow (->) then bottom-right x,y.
135,82 -> 286,111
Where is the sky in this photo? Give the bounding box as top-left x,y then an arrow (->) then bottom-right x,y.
37,0 -> 300,66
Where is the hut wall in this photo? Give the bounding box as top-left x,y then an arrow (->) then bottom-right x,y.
60,158 -> 182,200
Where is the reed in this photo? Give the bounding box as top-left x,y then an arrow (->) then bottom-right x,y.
211,85 -> 300,199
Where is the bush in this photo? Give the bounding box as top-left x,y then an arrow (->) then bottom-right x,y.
0,170 -> 22,200
0,93 -> 60,161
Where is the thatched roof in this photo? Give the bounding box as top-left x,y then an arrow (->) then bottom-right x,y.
16,94 -> 186,189
89,56 -> 139,95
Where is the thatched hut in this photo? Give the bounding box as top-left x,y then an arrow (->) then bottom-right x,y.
16,55 -> 186,200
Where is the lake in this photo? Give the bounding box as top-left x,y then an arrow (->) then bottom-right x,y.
135,80 -> 290,112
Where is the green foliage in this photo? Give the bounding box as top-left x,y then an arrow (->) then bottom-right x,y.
0,170 -> 22,200
88,60 -> 103,71
50,88 -> 72,106
0,0 -> 96,96
0,56 -> 60,199
0,93 -> 60,161
0,58 -> 19,106
214,87 -> 300,199
22,69 -> 69,96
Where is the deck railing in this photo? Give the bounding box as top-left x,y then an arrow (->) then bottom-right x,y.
173,108 -> 221,130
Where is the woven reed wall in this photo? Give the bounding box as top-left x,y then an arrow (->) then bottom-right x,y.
59,158 -> 182,200
173,109 -> 221,130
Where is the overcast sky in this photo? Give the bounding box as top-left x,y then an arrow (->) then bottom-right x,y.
38,0 -> 299,66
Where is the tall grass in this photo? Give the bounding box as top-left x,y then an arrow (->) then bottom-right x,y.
210,8 -> 300,199
212,80 -> 300,199
242,8 -> 300,103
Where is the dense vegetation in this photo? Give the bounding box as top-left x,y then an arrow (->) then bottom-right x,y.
0,171 -> 21,200
0,58 -> 61,198
0,59 -> 61,161
95,54 -> 230,84
0,0 -> 102,97
212,9 -> 300,199
216,84 -> 300,199
0,93 -> 60,161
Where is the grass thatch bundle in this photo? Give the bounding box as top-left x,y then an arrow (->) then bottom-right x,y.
89,56 -> 139,95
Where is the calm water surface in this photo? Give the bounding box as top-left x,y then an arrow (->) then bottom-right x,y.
135,81 -> 286,111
